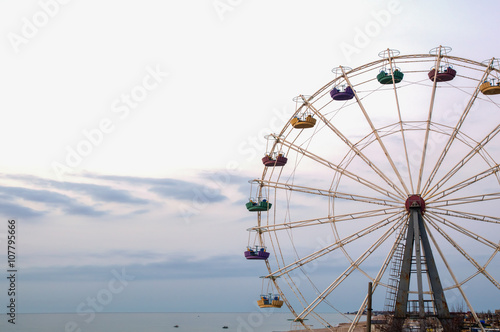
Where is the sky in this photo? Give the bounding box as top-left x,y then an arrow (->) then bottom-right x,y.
0,0 -> 499,323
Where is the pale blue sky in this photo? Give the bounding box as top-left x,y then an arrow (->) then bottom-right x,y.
0,0 -> 499,319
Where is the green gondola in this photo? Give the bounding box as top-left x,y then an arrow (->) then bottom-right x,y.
377,69 -> 404,84
246,200 -> 272,212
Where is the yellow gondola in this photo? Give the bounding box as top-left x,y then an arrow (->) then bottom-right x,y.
290,115 -> 316,129
257,293 -> 283,308
479,81 -> 500,95
291,95 -> 316,129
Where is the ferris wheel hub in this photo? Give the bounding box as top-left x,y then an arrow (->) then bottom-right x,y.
405,195 -> 426,214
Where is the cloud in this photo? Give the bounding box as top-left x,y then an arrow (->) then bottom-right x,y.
0,186 -> 106,217
63,203 -> 107,216
0,199 -> 45,218
130,208 -> 150,215
200,170 -> 252,195
0,186 -> 69,204
60,182 -> 149,205
150,184 -> 226,202
85,173 -> 229,203
2,173 -> 149,205
131,255 -> 258,280
19,253 -> 258,282
0,171 -> 249,221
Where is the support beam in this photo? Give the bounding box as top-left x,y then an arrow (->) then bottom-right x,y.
391,206 -> 453,331
417,212 -> 453,330
393,213 -> 414,320
367,282 -> 372,332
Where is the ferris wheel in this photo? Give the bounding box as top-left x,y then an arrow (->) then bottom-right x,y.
245,46 -> 500,331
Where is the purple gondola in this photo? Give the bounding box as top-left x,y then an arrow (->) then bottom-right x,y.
330,86 -> 354,101
244,246 -> 270,260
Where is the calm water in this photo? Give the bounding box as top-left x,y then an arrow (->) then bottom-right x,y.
0,312 -> 356,332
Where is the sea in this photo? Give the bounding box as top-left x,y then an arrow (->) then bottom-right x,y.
0,312 -> 356,332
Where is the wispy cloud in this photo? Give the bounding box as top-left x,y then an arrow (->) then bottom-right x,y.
3,173 -> 149,205
86,173 -> 229,203
0,185 -> 106,216
0,172 -> 239,220
0,199 -> 45,218
19,253 -> 258,282
61,182 -> 150,205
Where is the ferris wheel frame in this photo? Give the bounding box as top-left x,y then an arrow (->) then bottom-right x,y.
247,47 -> 500,332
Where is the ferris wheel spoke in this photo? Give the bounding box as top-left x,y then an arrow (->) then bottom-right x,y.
274,135 -> 402,201
427,163 -> 500,201
423,219 -> 486,327
428,192 -> 500,208
416,52 -> 445,193
459,254 -> 500,289
425,123 -> 500,198
388,54 -> 415,194
425,216 -> 500,289
429,206 -> 500,224
259,179 -> 401,207
425,212 -> 499,250
302,100 -> 407,198
295,216 -> 403,321
342,68 -> 410,196
266,213 -> 405,279
252,208 -> 400,233
421,64 -> 493,195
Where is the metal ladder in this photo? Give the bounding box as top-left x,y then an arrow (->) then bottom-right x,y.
384,240 -> 405,312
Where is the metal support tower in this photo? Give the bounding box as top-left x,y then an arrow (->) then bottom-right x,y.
392,206 -> 453,331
